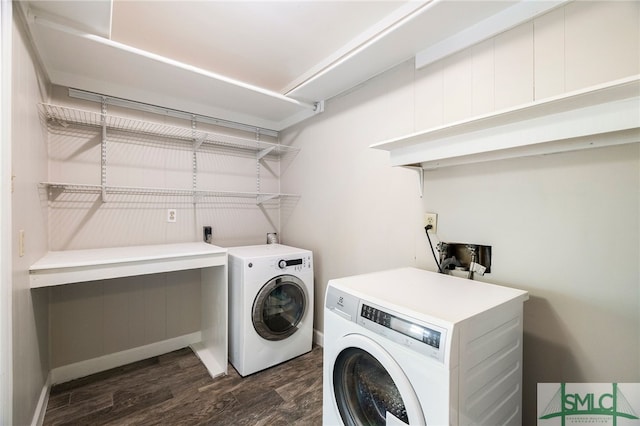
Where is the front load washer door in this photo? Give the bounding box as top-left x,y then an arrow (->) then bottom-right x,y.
331,334 -> 425,426
252,274 -> 306,341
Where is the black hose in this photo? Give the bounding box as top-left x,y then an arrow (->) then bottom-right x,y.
424,226 -> 443,273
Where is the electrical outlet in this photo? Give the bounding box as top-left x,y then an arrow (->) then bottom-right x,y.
167,209 -> 177,223
425,213 -> 437,232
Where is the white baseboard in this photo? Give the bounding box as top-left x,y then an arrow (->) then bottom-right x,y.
50,332 -> 201,385
313,328 -> 324,347
30,373 -> 51,426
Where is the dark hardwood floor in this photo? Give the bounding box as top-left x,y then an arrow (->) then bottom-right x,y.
44,345 -> 323,426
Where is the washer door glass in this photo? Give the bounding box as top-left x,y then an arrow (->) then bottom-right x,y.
333,347 -> 412,425
252,275 -> 306,341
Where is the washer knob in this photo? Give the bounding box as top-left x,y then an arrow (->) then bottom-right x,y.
278,259 -> 287,269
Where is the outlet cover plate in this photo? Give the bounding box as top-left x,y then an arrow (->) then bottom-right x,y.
167,209 -> 177,223
425,213 -> 437,232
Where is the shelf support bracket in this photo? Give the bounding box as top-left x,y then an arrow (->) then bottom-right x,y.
402,165 -> 424,198
257,146 -> 276,161
191,116 -> 199,205
193,135 -> 206,151
257,194 -> 278,205
100,97 -> 108,202
255,129 -> 261,195
192,116 -> 206,151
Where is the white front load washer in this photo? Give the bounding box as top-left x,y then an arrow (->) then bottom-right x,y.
228,244 -> 313,377
323,267 -> 528,426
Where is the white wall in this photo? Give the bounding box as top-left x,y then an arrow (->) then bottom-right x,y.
280,59 -> 425,336
11,9 -> 50,426
423,145 -> 639,419
281,1 -> 639,424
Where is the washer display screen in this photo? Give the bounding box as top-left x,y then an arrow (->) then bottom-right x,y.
361,304 -> 441,349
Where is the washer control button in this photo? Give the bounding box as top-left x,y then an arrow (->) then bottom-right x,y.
278,259 -> 287,269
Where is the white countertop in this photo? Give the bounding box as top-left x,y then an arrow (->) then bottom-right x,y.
328,267 -> 528,326
30,242 -> 227,288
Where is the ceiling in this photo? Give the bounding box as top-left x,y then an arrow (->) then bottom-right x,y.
110,1 -> 406,95
21,0 -> 566,131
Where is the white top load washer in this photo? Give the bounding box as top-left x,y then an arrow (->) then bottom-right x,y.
228,244 -> 313,376
323,267 -> 528,425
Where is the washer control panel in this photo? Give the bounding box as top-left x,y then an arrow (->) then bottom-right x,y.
271,255 -> 312,272
278,258 -> 302,269
361,304 -> 441,349
358,301 -> 447,363
325,286 -> 447,363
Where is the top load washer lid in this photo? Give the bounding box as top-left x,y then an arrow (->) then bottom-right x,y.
227,244 -> 311,259
327,267 -> 528,327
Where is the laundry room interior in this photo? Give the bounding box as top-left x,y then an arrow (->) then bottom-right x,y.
3,0 -> 639,425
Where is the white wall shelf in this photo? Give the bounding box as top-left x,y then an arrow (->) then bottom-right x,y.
29,242 -> 229,380
39,103 -> 298,157
26,11 -> 319,132
40,182 -> 299,205
371,75 -> 640,169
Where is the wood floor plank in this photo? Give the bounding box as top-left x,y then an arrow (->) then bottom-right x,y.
50,357 -> 160,395
124,390 -> 239,426
43,393 -> 114,426
45,392 -> 71,412
58,387 -> 174,426
45,345 -> 323,425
